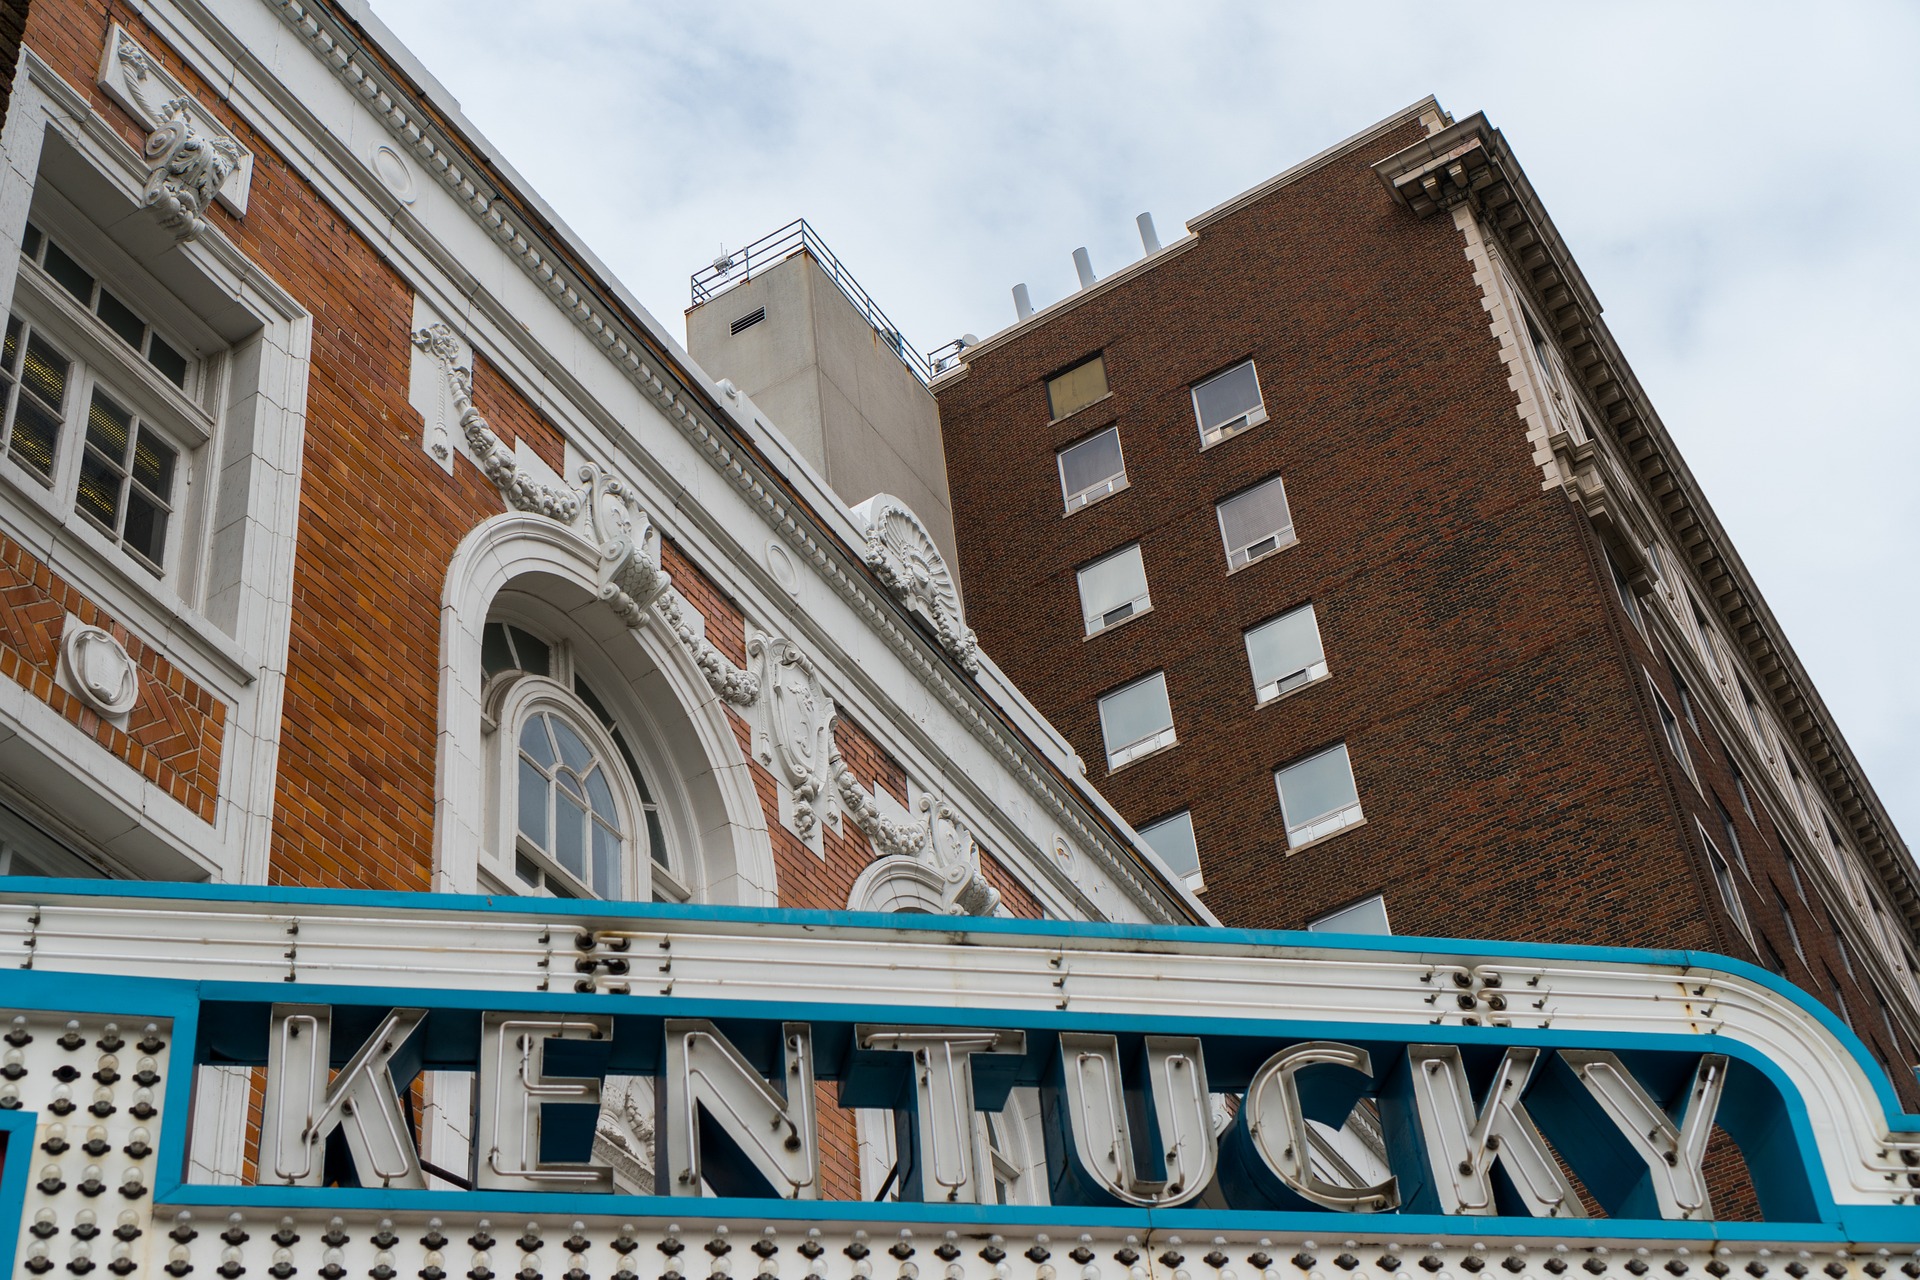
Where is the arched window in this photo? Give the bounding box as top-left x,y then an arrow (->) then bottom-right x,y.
482,619 -> 689,902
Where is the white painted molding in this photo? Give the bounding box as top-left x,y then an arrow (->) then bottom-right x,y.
56,618 -> 140,720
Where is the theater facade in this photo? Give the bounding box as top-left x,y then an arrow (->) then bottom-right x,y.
0,0 -> 1914,1276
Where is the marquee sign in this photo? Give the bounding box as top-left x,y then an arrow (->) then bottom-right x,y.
3,882 -> 1918,1280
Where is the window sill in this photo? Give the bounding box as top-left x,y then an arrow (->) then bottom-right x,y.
1285,811 -> 1367,855
1255,668 -> 1331,707
1084,602 -> 1153,640
1225,534 -> 1300,576
1047,392 -> 1115,427
1106,734 -> 1177,775
1062,476 -> 1130,516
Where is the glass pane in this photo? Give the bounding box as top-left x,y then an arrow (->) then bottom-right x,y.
95,289 -> 146,349
42,239 -> 93,304
551,716 -> 594,773
1309,896 -> 1390,935
146,334 -> 188,388
1138,811 -> 1199,877
1194,361 -> 1262,432
555,791 -> 587,879
1099,673 -> 1173,755
75,448 -> 123,529
1058,428 -> 1125,498
86,389 -> 132,461
3,315 -> 21,372
20,332 -> 69,410
122,491 -> 168,567
1077,545 -> 1148,625
592,821 -> 619,897
647,811 -> 669,868
507,625 -> 550,676
8,396 -> 60,477
481,621 -> 514,677
583,764 -> 619,822
519,714 -> 556,767
1277,745 -> 1357,828
514,852 -> 542,887
574,677 -> 616,728
1218,477 -> 1291,554
517,756 -> 548,847
132,427 -> 176,498
20,225 -> 42,261
1046,356 -> 1107,419
1246,605 -> 1323,688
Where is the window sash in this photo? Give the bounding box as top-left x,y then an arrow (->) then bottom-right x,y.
1309,895 -> 1391,935
1099,673 -> 1174,768
1698,821 -> 1749,940
1138,810 -> 1200,880
1192,360 -> 1264,443
1277,744 -> 1361,846
1078,545 -> 1149,634
1058,427 -> 1127,510
1247,603 -> 1325,701
1217,476 -> 1293,568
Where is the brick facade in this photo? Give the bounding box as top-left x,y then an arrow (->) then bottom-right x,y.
0,530 -> 224,822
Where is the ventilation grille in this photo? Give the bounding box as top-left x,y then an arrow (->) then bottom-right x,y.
730,307 -> 766,336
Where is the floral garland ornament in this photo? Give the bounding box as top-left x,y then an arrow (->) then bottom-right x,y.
853,495 -> 979,674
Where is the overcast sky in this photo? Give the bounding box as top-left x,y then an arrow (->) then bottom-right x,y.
372,1 -> 1920,845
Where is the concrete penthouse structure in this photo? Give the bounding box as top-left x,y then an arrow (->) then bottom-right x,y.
908,100 -> 1919,1104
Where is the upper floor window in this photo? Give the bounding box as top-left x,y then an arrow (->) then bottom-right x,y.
1246,603 -> 1326,703
1192,359 -> 1265,447
1308,894 -> 1390,935
1831,916 -> 1854,975
1649,674 -> 1694,785
1046,355 -> 1107,421
1276,743 -> 1363,849
1697,819 -> 1750,943
1217,475 -> 1294,570
1098,671 -> 1175,770
1057,426 -> 1127,512
1077,543 -> 1149,635
1138,809 -> 1201,888
1690,597 -> 1726,682
1715,798 -> 1748,876
1607,549 -> 1642,630
1776,890 -> 1806,966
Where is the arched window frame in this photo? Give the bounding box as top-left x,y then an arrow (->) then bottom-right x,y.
479,610 -> 695,903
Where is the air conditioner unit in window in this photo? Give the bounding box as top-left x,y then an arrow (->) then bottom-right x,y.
1256,660 -> 1327,705
1065,475 -> 1124,512
1109,726 -> 1176,770
1229,526 -> 1292,570
1202,406 -> 1268,446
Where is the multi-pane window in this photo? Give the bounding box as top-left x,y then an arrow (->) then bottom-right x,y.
1650,677 -> 1694,783
1832,916 -> 1854,975
1046,355 -> 1107,420
1698,820 -> 1749,941
1057,426 -> 1127,512
1098,672 -> 1175,770
1308,895 -> 1390,936
1608,550 -> 1641,628
20,224 -> 189,388
1138,810 -> 1200,885
74,385 -> 177,571
1776,890 -> 1805,966
1245,603 -> 1326,703
1191,359 -> 1265,446
1668,660 -> 1697,730
1275,743 -> 1363,849
0,314 -> 69,480
1217,475 -> 1294,570
1077,544 -> 1150,635
516,709 -> 625,899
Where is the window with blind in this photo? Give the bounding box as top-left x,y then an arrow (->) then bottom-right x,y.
1246,603 -> 1326,703
1098,672 -> 1175,770
1216,475 -> 1294,569
1077,544 -> 1149,635
1275,743 -> 1362,849
1192,359 -> 1266,446
1057,426 -> 1127,511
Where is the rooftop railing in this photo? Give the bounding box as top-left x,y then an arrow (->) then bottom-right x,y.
690,219 -> 935,384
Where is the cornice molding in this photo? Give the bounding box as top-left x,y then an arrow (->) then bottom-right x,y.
250,0 -> 1193,926
1375,115 -> 1920,942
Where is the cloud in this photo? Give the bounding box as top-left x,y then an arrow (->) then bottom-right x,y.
371,0 -> 1920,843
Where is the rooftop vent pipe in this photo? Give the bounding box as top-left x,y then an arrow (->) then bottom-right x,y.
1137,212 -> 1161,254
1073,247 -> 1096,289
1012,283 -> 1033,321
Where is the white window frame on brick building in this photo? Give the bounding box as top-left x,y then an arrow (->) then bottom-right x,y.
1309,894 -> 1391,935
1698,818 -> 1751,946
1137,809 -> 1201,890
1192,358 -> 1266,447
1057,425 -> 1128,512
1217,474 -> 1295,571
1098,671 -> 1176,770
1246,602 -> 1327,703
1648,671 -> 1695,786
1276,742 -> 1364,849
1077,543 -> 1150,635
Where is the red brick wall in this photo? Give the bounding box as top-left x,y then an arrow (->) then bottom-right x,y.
661,535 -> 747,668
470,352 -> 567,475
0,531 -> 225,822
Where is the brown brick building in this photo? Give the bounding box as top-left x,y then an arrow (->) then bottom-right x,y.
926,99 -> 1920,1104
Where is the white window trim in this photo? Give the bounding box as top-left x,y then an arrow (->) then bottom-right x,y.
1218,476 -> 1296,571
1647,670 -> 1697,788
1078,544 -> 1151,637
1192,359 -> 1268,449
1138,809 -> 1203,893
1099,673 -> 1176,772
1698,819 -> 1752,946
1276,745 -> 1364,851
1058,426 -> 1129,514
1308,893 -> 1391,936
1247,605 -> 1329,706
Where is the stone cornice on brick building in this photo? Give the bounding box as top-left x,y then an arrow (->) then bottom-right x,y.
1371,113 -> 1920,939
198,0 -> 1202,925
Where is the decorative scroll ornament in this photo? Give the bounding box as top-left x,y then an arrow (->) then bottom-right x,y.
749,635 -> 834,841
853,495 -> 978,673
60,623 -> 140,717
98,25 -> 252,242
411,323 -> 757,705
917,790 -> 1002,916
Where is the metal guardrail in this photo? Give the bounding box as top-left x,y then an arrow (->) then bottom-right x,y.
690,219 -> 936,384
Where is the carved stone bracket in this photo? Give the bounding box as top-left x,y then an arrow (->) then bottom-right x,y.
412,323 -> 758,706
916,789 -> 1002,916
852,495 -> 978,674
97,25 -> 252,241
